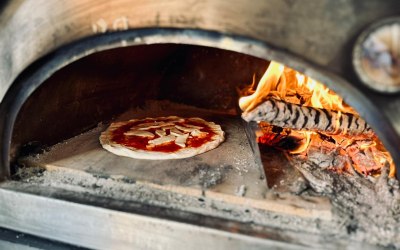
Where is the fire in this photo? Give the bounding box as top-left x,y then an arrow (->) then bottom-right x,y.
239,61 -> 284,112
239,61 -> 355,114
240,61 -> 396,177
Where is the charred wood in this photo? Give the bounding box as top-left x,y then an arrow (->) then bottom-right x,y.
242,98 -> 373,136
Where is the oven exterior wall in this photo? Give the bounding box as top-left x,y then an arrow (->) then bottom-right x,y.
1,0 -> 400,95
0,187 -> 304,250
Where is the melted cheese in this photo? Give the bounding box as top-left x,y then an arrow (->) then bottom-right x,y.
137,122 -> 175,130
129,118 -> 208,148
175,125 -> 198,133
124,130 -> 155,138
155,129 -> 167,136
170,128 -> 185,136
175,133 -> 189,147
183,124 -> 203,129
190,129 -> 207,137
148,135 -> 176,146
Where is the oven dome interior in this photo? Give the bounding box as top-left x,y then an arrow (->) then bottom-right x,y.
11,44 -> 267,160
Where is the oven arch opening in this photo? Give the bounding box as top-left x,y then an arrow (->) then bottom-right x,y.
0,28 -> 398,180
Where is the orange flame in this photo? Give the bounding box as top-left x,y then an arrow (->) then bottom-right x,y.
289,131 -> 313,154
240,61 -> 396,177
239,61 -> 284,112
239,61 -> 356,114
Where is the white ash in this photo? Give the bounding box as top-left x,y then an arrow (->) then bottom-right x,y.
307,149 -> 346,170
12,165 -> 340,245
235,185 -> 247,197
287,177 -> 309,195
292,153 -> 400,248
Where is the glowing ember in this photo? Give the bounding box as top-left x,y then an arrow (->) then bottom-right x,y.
240,61 -> 395,177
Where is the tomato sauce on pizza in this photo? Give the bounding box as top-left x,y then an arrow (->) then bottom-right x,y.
100,116 -> 224,159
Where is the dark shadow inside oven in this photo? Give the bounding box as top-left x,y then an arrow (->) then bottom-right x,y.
11,44 -> 266,157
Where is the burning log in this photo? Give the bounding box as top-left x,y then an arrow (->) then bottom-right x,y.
239,61 -> 394,177
242,98 -> 373,136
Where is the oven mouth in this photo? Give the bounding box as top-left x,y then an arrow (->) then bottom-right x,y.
1,27 -> 400,249
0,28 -> 398,180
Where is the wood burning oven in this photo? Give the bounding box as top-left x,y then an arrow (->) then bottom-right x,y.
1,0 -> 400,249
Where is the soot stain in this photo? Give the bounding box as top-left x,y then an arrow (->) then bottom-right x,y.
164,158 -> 233,188
192,163 -> 233,188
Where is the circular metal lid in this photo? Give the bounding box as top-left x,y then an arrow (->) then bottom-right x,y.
353,17 -> 400,93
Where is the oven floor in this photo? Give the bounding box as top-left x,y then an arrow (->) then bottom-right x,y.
6,101 -> 352,248
15,101 -> 331,230
20,100 -> 268,198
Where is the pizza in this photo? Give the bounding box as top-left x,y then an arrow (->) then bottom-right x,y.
99,116 -> 225,159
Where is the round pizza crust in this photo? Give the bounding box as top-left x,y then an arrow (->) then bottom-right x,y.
100,116 -> 225,160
